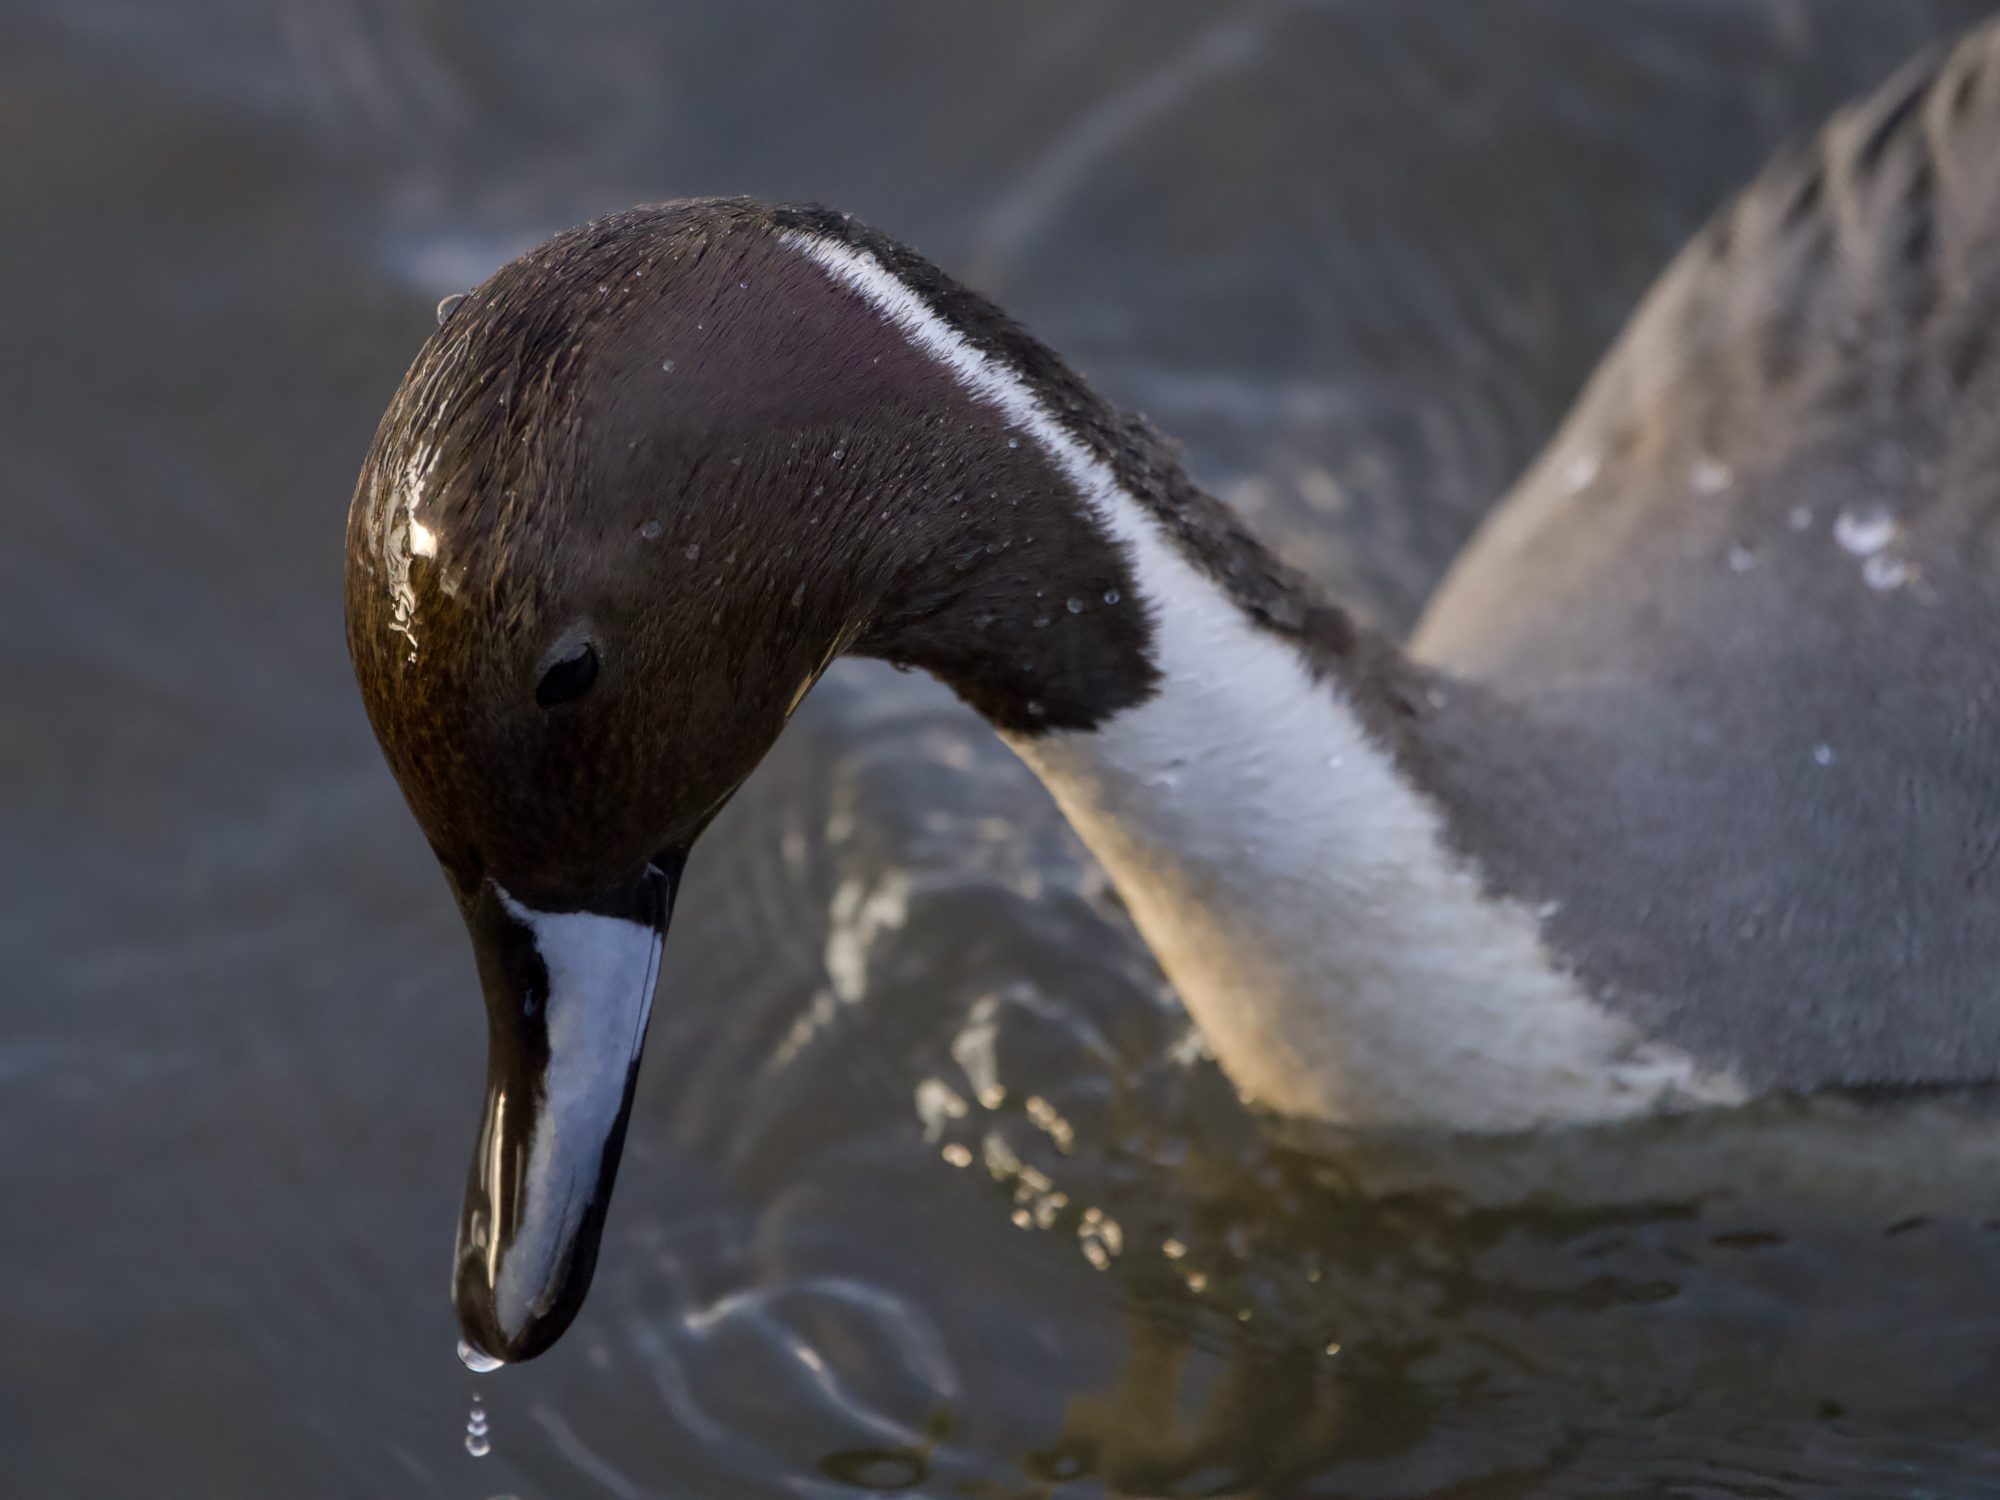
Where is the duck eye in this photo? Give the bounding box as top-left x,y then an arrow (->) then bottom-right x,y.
536,642 -> 599,707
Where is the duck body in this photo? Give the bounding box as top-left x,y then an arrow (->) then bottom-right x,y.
1417,33 -> 2000,1103
347,22 -> 2000,1361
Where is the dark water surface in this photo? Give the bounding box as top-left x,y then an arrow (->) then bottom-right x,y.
9,3 -> 2000,1495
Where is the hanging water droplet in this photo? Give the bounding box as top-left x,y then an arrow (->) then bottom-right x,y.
456,1339 -> 504,1374
1834,502 -> 1897,556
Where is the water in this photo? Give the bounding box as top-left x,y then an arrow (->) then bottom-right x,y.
7,2 -> 2000,1495
459,1340 -> 506,1376
1834,501 -> 1899,558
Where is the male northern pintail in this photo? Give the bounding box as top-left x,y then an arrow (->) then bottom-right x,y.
348,24 -> 2000,1361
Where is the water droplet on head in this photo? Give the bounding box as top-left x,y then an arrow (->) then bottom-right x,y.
660,358 -> 675,373
639,519 -> 663,541
684,543 -> 701,562
1102,589 -> 1121,605
456,1339 -> 504,1374
1834,502 -> 1897,557
1066,597 -> 1084,614
1812,743 -> 1837,767
435,292 -> 469,325
1006,437 -> 1020,450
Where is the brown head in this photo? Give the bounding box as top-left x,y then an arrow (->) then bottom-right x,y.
345,199 -> 1160,1361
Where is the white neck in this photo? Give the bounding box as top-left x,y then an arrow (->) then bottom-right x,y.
786,230 -> 1744,1130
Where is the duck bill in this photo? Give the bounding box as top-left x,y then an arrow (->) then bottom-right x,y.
450,857 -> 682,1365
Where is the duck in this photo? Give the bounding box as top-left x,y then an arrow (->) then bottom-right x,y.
347,24 -> 2000,1364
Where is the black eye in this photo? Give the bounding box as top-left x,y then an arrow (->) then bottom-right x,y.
536,642 -> 599,707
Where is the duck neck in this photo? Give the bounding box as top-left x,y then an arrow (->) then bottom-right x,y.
785,216 -> 1737,1129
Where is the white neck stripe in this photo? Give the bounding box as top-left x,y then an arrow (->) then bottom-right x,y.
780,230 -> 1743,1129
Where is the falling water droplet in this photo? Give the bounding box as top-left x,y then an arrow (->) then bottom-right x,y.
1726,544 -> 1756,574
1812,743 -> 1837,767
1691,458 -> 1732,495
1788,506 -> 1814,532
465,1406 -> 491,1458
457,1339 -> 504,1374
1834,502 -> 1897,557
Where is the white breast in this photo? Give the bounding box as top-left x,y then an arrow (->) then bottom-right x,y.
786,229 -> 1744,1130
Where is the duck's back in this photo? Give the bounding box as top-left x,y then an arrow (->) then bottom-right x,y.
1413,22 -> 2000,1092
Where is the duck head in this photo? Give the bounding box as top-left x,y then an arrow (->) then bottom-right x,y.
345,199 -> 1156,1362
